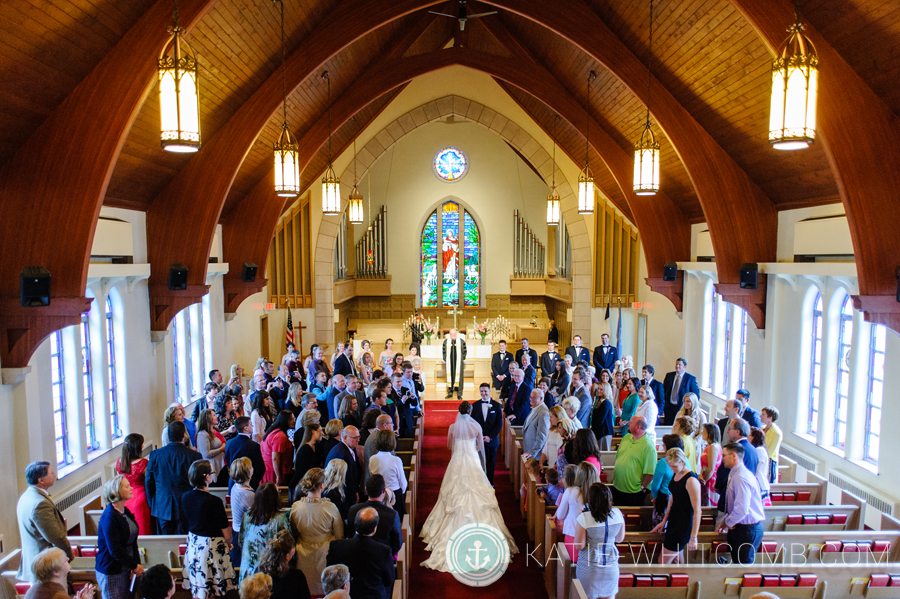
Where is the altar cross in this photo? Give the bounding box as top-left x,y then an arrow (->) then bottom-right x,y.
447,305 -> 463,330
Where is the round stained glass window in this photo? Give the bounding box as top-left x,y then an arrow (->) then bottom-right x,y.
433,147 -> 468,181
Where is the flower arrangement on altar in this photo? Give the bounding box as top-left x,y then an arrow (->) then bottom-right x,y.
474,321 -> 490,343
422,321 -> 437,341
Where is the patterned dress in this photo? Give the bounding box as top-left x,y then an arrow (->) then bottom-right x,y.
238,511 -> 291,582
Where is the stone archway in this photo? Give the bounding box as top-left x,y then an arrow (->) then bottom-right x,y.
313,95 -> 592,347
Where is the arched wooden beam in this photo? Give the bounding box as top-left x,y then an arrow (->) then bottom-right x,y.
223,49 -> 691,316
0,0 -> 215,368
146,0 -> 446,332
477,0 -> 776,328
728,0 -> 900,334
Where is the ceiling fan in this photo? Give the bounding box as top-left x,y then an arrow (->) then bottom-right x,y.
429,1 -> 497,31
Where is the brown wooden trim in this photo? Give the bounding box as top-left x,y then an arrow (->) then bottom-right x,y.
0,297 -> 94,369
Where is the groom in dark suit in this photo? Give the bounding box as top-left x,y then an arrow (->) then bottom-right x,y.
471,383 -> 503,485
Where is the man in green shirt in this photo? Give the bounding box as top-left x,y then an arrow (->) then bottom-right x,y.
613,415 -> 657,506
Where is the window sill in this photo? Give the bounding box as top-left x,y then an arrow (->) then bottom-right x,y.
792,431 -> 818,446
850,459 -> 879,475
58,442 -> 125,481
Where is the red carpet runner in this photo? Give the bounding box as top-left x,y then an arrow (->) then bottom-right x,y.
409,398 -> 548,598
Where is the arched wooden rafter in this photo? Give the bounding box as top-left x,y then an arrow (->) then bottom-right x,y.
145,0 -> 446,333
160,0 -> 780,334
0,0 -> 216,369
221,46 -> 692,318
728,0 -> 900,334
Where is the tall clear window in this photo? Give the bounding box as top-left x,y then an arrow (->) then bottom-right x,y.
50,331 -> 71,467
738,308 -> 748,391
721,300 -> 732,396
80,316 -> 97,451
835,295 -> 853,447
707,286 -> 717,389
865,324 -> 886,463
105,297 -> 122,439
808,292 -> 823,435
173,315 -> 182,403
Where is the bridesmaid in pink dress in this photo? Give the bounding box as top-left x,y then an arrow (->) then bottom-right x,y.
115,433 -> 152,535
698,424 -> 723,507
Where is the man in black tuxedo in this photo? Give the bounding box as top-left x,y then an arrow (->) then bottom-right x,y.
641,364 -> 665,421
565,334 -> 591,366
540,341 -> 561,378
333,342 -> 357,378
224,417 -> 265,490
471,383 -> 503,485
491,340 -> 512,391
515,338 -> 539,369
326,425 -> 363,504
662,357 -> 700,424
503,369 -> 532,425
499,362 -> 519,402
327,508 -> 395,599
146,421 -> 202,534
593,333 -> 618,372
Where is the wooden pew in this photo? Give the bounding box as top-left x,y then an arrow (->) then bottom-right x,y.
533,495 -> 557,566
557,542 -> 900,599
78,496 -> 102,536
391,579 -> 402,599
612,529 -> 900,565
511,440 -> 523,495
207,486 -> 291,509
401,515 -> 412,568
612,505 -> 860,533
395,543 -> 408,599
543,515 -> 560,599
777,454 -> 797,483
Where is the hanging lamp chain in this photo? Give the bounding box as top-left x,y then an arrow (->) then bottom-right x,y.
585,71 -> 595,166
645,0 -> 653,127
279,0 -> 287,126
324,71 -> 332,164
173,0 -> 180,28
352,117 -> 358,184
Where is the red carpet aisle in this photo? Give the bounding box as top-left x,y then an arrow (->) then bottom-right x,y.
409,395 -> 548,598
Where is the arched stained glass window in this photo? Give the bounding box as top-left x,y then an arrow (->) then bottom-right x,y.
106,296 -> 122,439
421,201 -> 480,307
865,324 -> 886,463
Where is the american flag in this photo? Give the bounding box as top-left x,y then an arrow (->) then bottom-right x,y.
285,310 -> 294,347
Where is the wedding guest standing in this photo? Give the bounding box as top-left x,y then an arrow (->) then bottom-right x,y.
95,476 -> 143,599
260,411 -> 295,486
146,422 -> 202,535
651,448 -> 702,564
257,531 -> 310,599
290,469 -> 344,596
115,434 -> 152,535
237,483 -> 291,582
368,431 -> 408,519
181,461 -> 236,599
573,483 -> 625,598
228,458 -> 255,567
196,410 -> 227,484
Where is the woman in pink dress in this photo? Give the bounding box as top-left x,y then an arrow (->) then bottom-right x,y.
114,433 -> 152,535
261,411 -> 296,486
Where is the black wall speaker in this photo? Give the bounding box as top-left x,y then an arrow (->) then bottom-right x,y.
241,262 -> 258,283
21,266 -> 51,307
740,263 -> 759,290
663,262 -> 678,282
169,264 -> 188,290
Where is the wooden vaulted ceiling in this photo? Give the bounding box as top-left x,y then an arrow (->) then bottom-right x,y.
7,0 -> 895,223
2,0 -> 900,368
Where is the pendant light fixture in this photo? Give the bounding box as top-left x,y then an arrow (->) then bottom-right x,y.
633,0 -> 660,195
347,118 -> 364,224
158,0 -> 201,153
321,70 -> 341,215
578,71 -> 596,215
547,114 -> 560,226
273,0 -> 299,197
768,4 -> 818,150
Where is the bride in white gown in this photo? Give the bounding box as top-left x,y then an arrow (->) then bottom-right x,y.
420,401 -> 518,571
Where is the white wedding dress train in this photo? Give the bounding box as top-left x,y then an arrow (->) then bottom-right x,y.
420,414 -> 518,571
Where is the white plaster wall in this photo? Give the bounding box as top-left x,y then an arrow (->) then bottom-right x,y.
354,121 -> 550,297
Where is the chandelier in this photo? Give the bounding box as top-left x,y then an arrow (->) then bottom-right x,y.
321,70 -> 341,215
633,0 -> 660,195
158,0 -> 201,152
547,115 -> 560,226
273,0 -> 299,197
578,71 -> 596,215
769,8 -> 818,150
